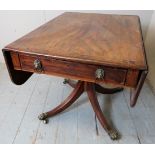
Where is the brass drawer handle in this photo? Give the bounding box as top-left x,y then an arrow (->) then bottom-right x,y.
34,59 -> 43,72
95,68 -> 104,79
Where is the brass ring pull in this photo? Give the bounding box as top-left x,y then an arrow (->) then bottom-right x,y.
34,59 -> 43,72
95,68 -> 104,79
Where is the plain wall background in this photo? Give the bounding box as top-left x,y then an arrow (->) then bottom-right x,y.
0,10 -> 155,91
145,11 -> 155,92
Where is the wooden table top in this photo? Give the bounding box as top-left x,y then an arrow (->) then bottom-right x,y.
4,12 -> 147,70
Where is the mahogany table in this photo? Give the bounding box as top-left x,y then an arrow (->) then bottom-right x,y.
2,12 -> 148,140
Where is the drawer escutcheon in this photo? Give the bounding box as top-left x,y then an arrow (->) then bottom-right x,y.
34,59 -> 43,72
95,68 -> 104,79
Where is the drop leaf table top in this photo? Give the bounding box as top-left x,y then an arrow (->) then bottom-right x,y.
2,12 -> 148,140
3,12 -> 147,70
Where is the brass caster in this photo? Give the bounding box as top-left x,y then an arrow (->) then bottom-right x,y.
43,119 -> 48,124
63,79 -> 69,84
38,113 -> 48,120
108,130 -> 119,140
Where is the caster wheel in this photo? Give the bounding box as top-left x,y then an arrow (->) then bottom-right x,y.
38,113 -> 48,120
43,119 -> 48,124
108,130 -> 119,140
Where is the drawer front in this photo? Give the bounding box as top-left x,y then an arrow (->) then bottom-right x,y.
19,53 -> 127,85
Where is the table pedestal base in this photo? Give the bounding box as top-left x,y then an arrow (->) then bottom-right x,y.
38,79 -> 123,140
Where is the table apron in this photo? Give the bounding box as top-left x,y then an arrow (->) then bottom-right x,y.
9,51 -> 140,88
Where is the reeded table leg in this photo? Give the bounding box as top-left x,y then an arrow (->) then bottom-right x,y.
86,82 -> 119,140
38,79 -> 123,140
38,81 -> 84,123
63,79 -> 77,88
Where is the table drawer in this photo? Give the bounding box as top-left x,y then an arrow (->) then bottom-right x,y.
18,53 -> 127,85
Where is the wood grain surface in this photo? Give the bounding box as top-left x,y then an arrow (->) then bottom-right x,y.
0,65 -> 155,144
3,12 -> 147,70
18,53 -> 127,86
